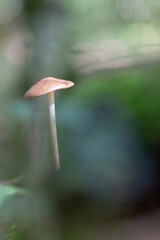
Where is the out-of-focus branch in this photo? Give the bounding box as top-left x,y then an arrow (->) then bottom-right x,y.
72,41 -> 160,74
0,175 -> 24,186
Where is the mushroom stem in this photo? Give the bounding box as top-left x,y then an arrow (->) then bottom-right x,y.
48,91 -> 60,170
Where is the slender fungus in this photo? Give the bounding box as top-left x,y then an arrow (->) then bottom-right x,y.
24,77 -> 74,169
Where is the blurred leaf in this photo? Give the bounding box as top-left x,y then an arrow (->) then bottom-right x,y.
0,185 -> 28,209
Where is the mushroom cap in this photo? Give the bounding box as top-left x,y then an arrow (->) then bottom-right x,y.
24,77 -> 74,99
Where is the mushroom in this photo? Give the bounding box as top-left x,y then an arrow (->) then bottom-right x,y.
24,77 -> 74,169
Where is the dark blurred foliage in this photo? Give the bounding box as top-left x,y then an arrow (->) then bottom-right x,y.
0,0 -> 160,239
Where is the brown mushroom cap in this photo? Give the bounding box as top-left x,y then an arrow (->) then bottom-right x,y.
24,77 -> 74,99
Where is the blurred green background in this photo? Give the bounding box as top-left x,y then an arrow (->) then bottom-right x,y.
0,0 -> 160,239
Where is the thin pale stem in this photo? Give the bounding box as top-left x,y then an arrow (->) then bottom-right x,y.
48,92 -> 60,170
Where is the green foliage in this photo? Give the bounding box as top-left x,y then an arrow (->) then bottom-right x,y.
8,223 -> 23,240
